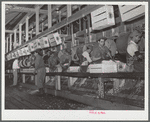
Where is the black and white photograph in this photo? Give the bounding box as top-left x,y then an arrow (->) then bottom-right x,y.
2,1 -> 148,121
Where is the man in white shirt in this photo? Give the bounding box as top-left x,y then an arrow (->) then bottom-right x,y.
126,30 -> 143,72
127,41 -> 139,57
11,58 -> 20,86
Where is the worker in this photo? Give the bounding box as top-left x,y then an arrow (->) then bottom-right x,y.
127,30 -> 144,72
80,45 -> 93,72
34,49 -> 46,96
92,38 -> 112,63
59,49 -> 72,71
48,51 -> 60,72
11,57 -> 20,87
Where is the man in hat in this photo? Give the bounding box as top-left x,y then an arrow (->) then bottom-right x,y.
34,49 -> 46,96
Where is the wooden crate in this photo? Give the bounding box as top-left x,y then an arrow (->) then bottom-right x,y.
102,60 -> 117,73
33,40 -> 38,51
28,42 -> 34,52
119,5 -> 145,22
36,39 -> 43,49
20,68 -> 35,73
67,66 -> 80,72
14,51 -> 19,58
89,61 -> 118,73
88,64 -> 102,73
42,37 -> 50,48
91,5 -> 115,30
47,32 -> 62,47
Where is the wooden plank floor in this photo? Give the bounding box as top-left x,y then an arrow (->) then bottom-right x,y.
5,84 -> 102,110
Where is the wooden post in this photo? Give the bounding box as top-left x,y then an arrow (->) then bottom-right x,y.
71,24 -> 74,47
5,41 -> 7,53
35,75 -> 37,86
26,16 -> 29,42
98,77 -> 104,98
14,29 -> 17,49
59,11 -> 61,23
48,5 -> 52,28
87,14 -> 91,42
79,6 -> 81,31
67,5 -> 72,36
74,33 -> 76,46
55,65 -> 62,90
124,25 -> 127,32
68,77 -> 78,88
30,32 -> 32,39
68,77 -> 72,87
67,5 -> 72,17
79,19 -> 81,31
6,37 -> 8,53
67,24 -> 70,35
31,75 -> 34,81
22,74 -> 25,83
36,6 -> 40,35
9,34 -> 12,51
42,23 -> 44,32
102,31 -> 106,37
19,23 -> 22,46
45,76 -> 50,84
45,67 -> 50,84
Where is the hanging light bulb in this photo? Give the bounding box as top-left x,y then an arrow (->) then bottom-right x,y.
56,8 -> 60,14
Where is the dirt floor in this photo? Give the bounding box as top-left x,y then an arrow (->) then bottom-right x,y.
5,81 -> 103,110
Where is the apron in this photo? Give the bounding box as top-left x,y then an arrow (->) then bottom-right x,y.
36,67 -> 46,89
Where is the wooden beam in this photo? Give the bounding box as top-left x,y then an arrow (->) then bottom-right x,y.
5,30 -> 20,33
9,7 -> 35,13
9,7 -> 48,14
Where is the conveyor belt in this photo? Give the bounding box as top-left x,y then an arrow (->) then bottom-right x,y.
6,71 -> 144,79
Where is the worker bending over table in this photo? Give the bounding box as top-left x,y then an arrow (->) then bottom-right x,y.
127,29 -> 144,72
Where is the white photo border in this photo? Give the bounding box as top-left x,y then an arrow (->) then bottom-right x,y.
2,1 -> 149,121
